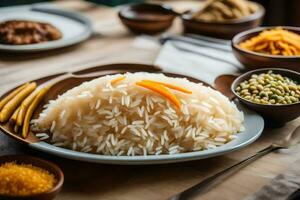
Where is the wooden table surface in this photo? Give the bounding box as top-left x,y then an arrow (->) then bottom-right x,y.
0,1 -> 299,200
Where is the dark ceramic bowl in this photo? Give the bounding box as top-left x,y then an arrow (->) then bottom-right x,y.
0,155 -> 64,200
181,1 -> 264,39
231,68 -> 300,125
118,3 -> 178,34
232,26 -> 300,73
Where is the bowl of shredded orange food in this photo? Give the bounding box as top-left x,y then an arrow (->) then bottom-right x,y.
232,26 -> 300,72
0,155 -> 64,200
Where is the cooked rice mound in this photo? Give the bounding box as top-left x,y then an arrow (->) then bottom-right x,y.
32,72 -> 244,156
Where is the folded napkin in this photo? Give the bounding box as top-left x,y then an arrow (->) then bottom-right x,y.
245,159 -> 300,200
154,35 -> 244,85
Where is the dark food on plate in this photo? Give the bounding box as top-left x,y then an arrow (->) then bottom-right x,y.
235,70 -> 300,105
193,0 -> 259,22
239,27 -> 300,56
30,72 -> 244,156
0,20 -> 62,45
0,162 -> 56,196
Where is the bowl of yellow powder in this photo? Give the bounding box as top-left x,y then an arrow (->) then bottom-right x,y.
0,155 -> 64,200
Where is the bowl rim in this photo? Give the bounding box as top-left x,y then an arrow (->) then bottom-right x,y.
232,26 -> 300,59
118,3 -> 178,23
0,154 -> 64,198
231,68 -> 300,107
181,1 -> 265,25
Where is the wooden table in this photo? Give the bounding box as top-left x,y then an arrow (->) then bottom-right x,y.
0,1 -> 299,199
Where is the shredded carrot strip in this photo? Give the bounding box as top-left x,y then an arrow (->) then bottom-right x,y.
136,81 -> 181,109
111,76 -> 126,85
141,80 -> 192,94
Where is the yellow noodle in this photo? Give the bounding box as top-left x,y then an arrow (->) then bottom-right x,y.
289,45 -> 298,55
278,41 -> 292,55
239,27 -> 300,56
282,37 -> 300,50
254,42 -> 268,51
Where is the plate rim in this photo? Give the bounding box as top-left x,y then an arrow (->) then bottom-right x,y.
29,102 -> 264,165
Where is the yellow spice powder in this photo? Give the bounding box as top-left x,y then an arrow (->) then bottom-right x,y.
0,162 -> 56,196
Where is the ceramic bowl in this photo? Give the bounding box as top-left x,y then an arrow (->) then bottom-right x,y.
181,1 -> 264,39
118,3 -> 178,34
0,155 -> 64,200
232,26 -> 300,72
231,68 -> 300,125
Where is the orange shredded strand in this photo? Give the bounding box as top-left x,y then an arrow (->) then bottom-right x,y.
111,76 -> 126,85
142,80 -> 192,94
136,81 -> 181,109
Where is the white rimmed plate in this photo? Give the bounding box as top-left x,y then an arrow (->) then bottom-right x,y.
0,4 -> 92,52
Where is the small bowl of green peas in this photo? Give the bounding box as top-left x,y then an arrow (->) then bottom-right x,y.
231,68 -> 300,125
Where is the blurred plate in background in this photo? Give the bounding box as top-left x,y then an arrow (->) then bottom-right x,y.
0,4 -> 93,52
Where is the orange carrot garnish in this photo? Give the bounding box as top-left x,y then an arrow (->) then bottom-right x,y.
111,76 -> 126,85
136,81 -> 181,109
142,80 -> 192,94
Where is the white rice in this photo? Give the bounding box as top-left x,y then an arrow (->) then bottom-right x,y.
32,72 -> 244,156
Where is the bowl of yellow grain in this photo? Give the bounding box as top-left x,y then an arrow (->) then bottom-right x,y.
232,26 -> 300,73
0,155 -> 64,200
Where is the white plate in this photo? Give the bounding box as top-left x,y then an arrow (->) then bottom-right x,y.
29,102 -> 264,165
0,5 -> 92,52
